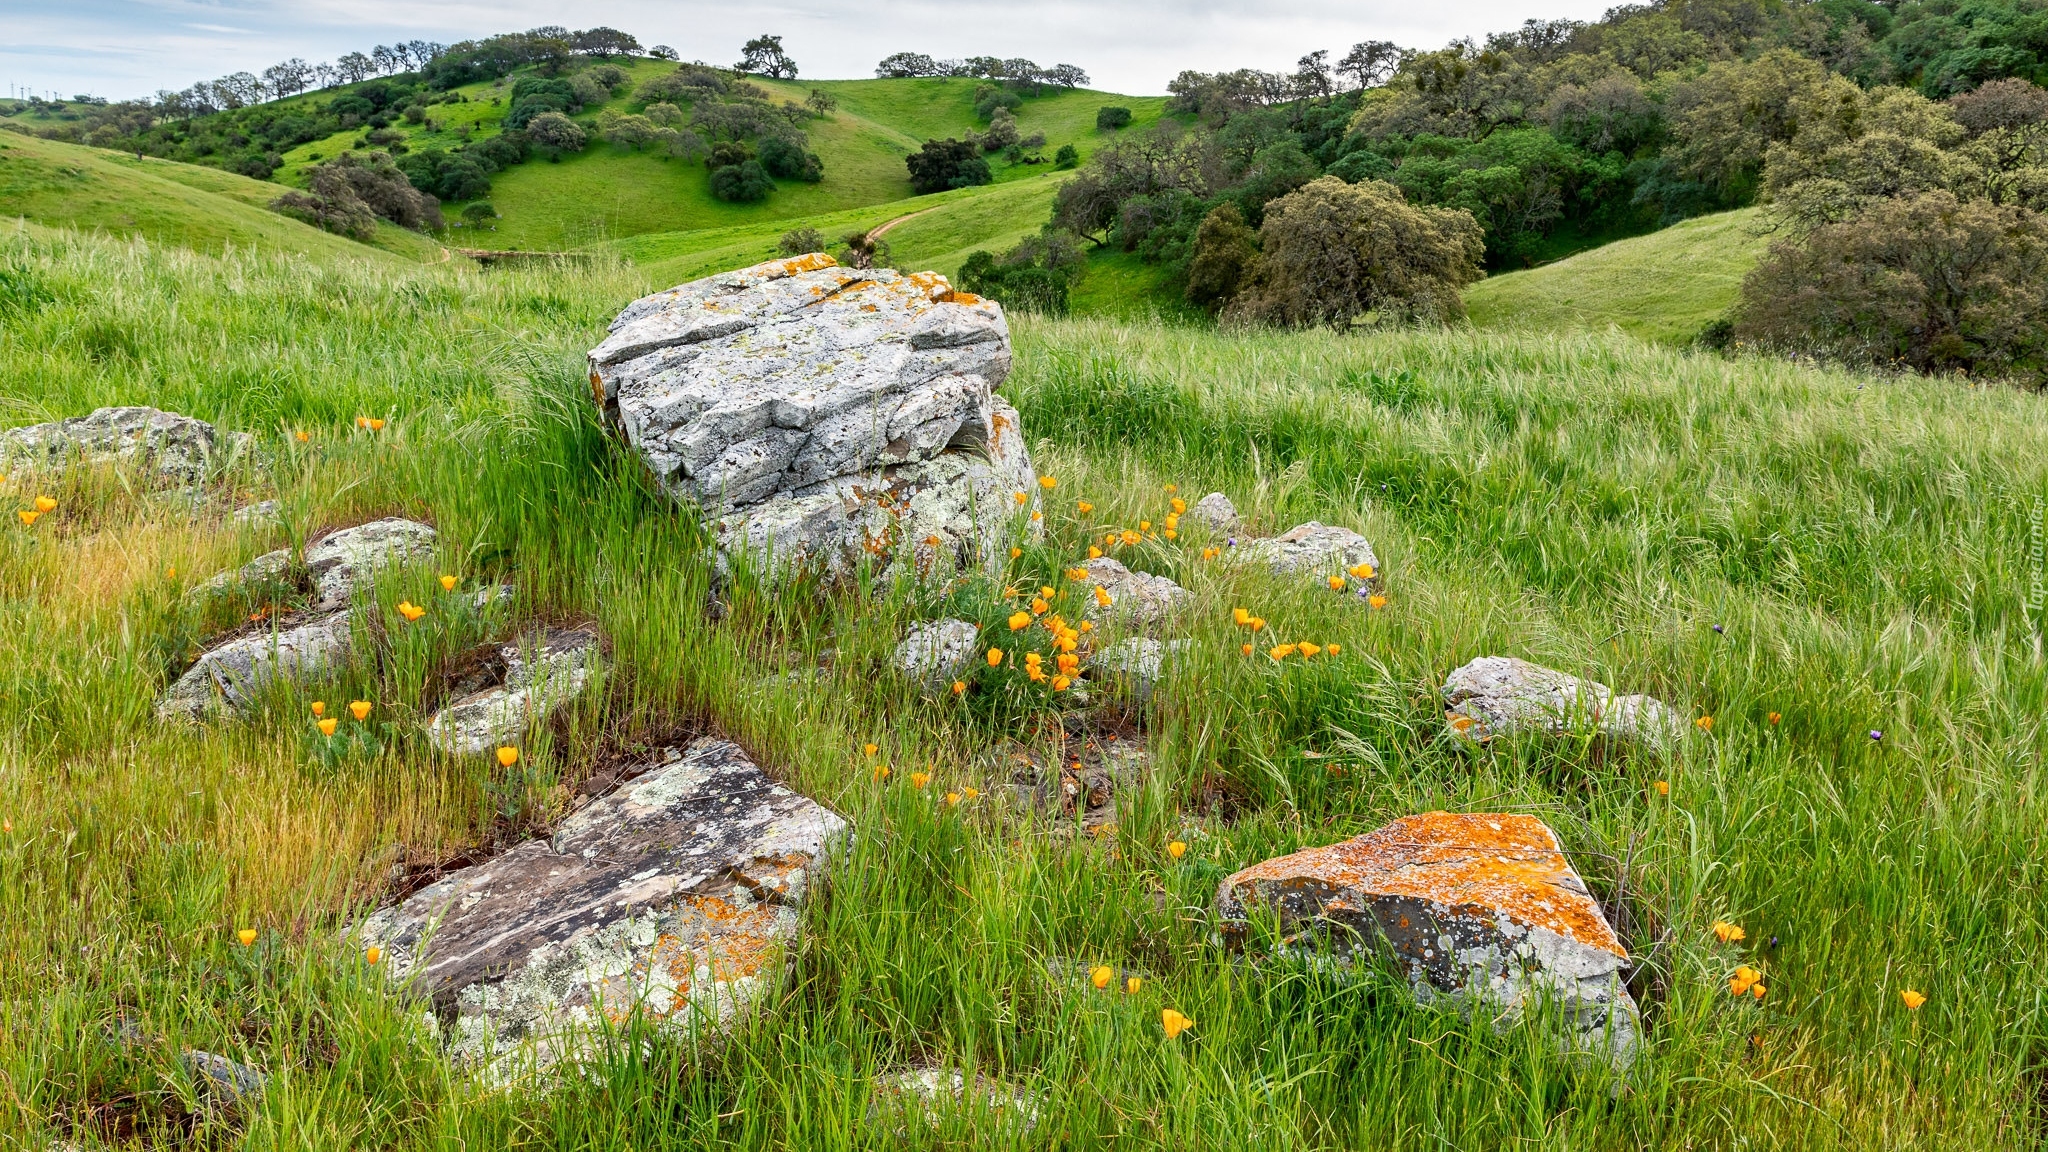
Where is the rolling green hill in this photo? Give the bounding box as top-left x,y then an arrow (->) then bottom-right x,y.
1464,208 -> 1771,346
0,132 -> 444,263
265,62 -> 1166,251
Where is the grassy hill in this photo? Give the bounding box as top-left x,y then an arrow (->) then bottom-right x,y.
1465,208 -> 1772,346
1,226 -> 2040,1148
263,62 -> 1167,251
0,132 -> 444,263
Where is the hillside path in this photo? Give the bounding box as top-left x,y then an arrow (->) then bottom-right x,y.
867,208 -> 936,241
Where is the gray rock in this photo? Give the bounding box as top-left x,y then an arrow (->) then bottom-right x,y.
892,618 -> 980,694
361,738 -> 847,1072
714,397 -> 1038,580
1189,492 -> 1239,534
1094,637 -> 1190,703
194,548 -> 293,598
1235,522 -> 1380,588
1442,656 -> 1682,749
425,627 -> 602,756
231,499 -> 282,525
181,1049 -> 266,1102
1217,811 -> 1641,1070
303,517 -> 437,607
873,1066 -> 1041,1131
157,613 -> 353,720
591,256 -> 1038,579
1080,557 -> 1188,627
0,406 -> 251,482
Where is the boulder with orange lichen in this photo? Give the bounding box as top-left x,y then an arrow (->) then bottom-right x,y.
358,738 -> 846,1074
588,253 -> 1038,579
1216,812 -> 1641,1069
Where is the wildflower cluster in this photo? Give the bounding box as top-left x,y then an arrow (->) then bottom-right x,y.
1712,920 -> 1766,1001
15,494 -> 57,527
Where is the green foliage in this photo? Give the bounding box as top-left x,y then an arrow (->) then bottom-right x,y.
1881,0 -> 2048,95
973,83 -> 1023,122
1734,190 -> 2048,383
737,34 -> 799,80
776,226 -> 824,256
1388,129 -> 1633,267
709,158 -> 774,202
757,135 -> 824,182
1054,143 -> 1079,168
1096,105 -> 1133,130
459,200 -> 499,227
906,138 -> 992,195
958,228 -> 1086,313
525,110 -> 587,156
1184,201 -> 1259,311
274,151 -> 442,238
1229,176 -> 1485,327
395,148 -> 492,201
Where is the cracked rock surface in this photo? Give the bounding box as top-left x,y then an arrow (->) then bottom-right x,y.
1442,656 -> 1682,749
1081,557 -> 1188,627
425,626 -> 602,756
1217,811 -> 1641,1069
589,255 -> 1037,578
0,406 -> 251,482
893,618 -> 980,694
1235,522 -> 1380,585
361,738 -> 846,1071
1094,637 -> 1189,703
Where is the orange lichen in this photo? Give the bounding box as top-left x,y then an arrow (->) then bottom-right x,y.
775,252 -> 838,275
1224,812 -> 1627,958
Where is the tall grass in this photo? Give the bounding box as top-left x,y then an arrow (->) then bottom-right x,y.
0,229 -> 2042,1149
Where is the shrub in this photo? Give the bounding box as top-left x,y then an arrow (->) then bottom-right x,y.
1096,106 -> 1133,130
980,107 -> 1021,153
525,111 -> 587,156
1227,176 -> 1484,328
1732,191 -> 2048,385
460,201 -> 499,227
758,135 -> 825,181
906,139 -> 991,194
958,229 -> 1086,314
838,231 -> 890,270
569,73 -> 610,109
974,84 -> 1023,121
778,227 -> 825,256
1185,202 -> 1259,310
272,151 -> 442,238
640,66 -> 728,104
396,149 -> 492,200
710,159 -> 774,201
1054,143 -> 1079,168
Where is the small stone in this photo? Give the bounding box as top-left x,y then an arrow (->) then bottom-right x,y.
157,614 -> 353,720
181,1049 -> 266,1102
231,500 -> 282,525
1094,637 -> 1189,704
194,547 -> 294,598
1189,492 -> 1239,533
1216,811 -> 1640,1069
424,627 -> 601,756
360,738 -> 847,1074
0,406 -> 251,483
873,1065 -> 1040,1131
1235,522 -> 1380,583
1442,656 -> 1681,748
893,618 -> 980,694
303,518 -> 437,607
1081,557 -> 1188,627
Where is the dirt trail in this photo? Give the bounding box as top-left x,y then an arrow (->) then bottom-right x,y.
867,207 -> 936,241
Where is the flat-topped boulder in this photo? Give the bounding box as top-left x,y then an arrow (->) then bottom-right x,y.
1217,812 -> 1640,1069
0,406 -> 250,482
1443,656 -> 1682,749
361,739 -> 846,1071
425,626 -> 602,756
589,255 -> 1037,579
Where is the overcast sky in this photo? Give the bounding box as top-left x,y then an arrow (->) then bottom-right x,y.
4,0 -> 1619,103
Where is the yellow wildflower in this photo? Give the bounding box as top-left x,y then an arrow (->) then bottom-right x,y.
1696,716 -> 1714,732
1348,563 -> 1375,580
1091,965 -> 1113,989
440,574 -> 458,591
1040,476 -> 1057,489
1077,501 -> 1094,514
1013,490 -> 1028,505
1901,989 -> 1927,1010
1008,611 -> 1031,631
952,680 -> 966,695
1161,1009 -> 1193,1038
1296,642 -> 1321,658
497,746 -> 519,768
366,946 -> 382,964
1171,497 -> 1186,514
238,928 -> 258,946
987,648 -> 1004,667
1713,921 -> 1746,944
1269,644 -> 1297,660
1368,594 -> 1388,610
1328,575 -> 1346,591
318,718 -> 338,737
1094,586 -> 1113,608
1167,840 -> 1187,859
349,701 -> 372,721
910,772 -> 930,789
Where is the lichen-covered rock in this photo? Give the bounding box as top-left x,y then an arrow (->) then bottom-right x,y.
893,618 -> 980,694
194,547 -> 294,598
231,499 -> 282,525
157,614 -> 353,720
1442,656 -> 1682,749
304,518 -> 438,607
873,1066 -> 1041,1131
1190,492 -> 1240,534
715,398 -> 1038,580
360,739 -> 847,1071
425,627 -> 602,756
1094,637 -> 1189,703
181,1049 -> 267,1103
0,406 -> 251,482
1217,812 -> 1640,1069
1235,522 -> 1380,588
1081,557 -> 1188,627
590,255 -> 1037,579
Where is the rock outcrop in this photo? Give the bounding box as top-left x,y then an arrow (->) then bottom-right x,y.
159,518 -> 439,719
1189,492 -> 1240,534
1217,812 -> 1640,1069
1080,557 -> 1188,627
360,739 -> 846,1071
425,626 -> 602,756
1442,656 -> 1682,749
0,406 -> 250,482
588,256 -> 1037,579
1236,522 -> 1381,589
892,618 -> 980,695
1094,637 -> 1189,704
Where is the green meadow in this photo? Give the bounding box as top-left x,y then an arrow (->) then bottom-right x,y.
0,221 -> 2042,1149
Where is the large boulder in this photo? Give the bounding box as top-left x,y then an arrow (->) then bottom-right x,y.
0,406 -> 250,482
1080,557 -> 1188,627
588,256 -> 1037,579
425,627 -> 602,756
1442,656 -> 1682,749
305,518 -> 439,608
1217,812 -> 1641,1069
1235,522 -> 1381,590
360,739 -> 847,1071
157,614 -> 354,720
